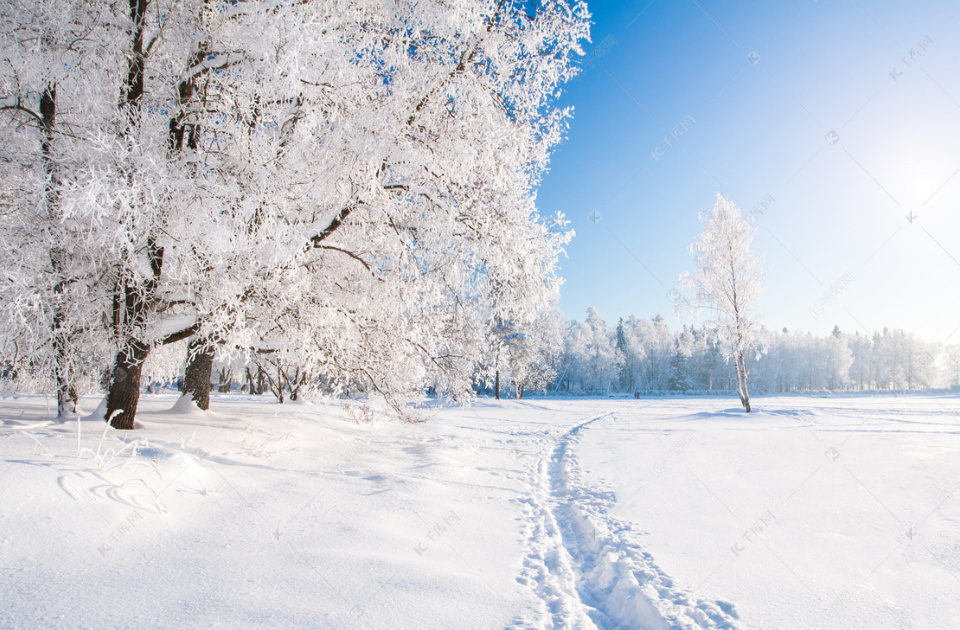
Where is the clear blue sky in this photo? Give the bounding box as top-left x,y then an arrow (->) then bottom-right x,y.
540,0 -> 960,345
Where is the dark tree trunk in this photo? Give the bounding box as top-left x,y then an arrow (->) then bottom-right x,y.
274,366 -> 284,404
105,238 -> 168,429
124,0 -> 148,110
264,359 -> 285,403
494,368 -> 500,400
286,366 -> 307,401
105,341 -> 150,430
183,337 -> 214,410
288,367 -> 299,401
105,0 -> 153,431
256,368 -> 267,395
217,369 -> 232,393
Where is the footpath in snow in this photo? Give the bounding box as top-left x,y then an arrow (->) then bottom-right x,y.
512,410 -> 738,629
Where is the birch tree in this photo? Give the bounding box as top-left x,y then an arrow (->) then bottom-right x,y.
685,193 -> 767,412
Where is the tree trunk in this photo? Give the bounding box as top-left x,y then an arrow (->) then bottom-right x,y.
737,352 -> 751,412
105,0 -> 153,431
53,309 -> 77,418
217,368 -> 233,393
287,366 -> 303,401
105,341 -> 150,430
267,361 -> 284,403
494,368 -> 500,400
39,82 -> 76,419
183,337 -> 214,410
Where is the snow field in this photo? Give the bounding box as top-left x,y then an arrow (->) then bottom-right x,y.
2,394 -> 959,628
1,395 -> 530,628
574,396 -> 960,629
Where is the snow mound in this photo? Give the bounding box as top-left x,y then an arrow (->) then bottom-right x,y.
83,396 -> 107,422
169,394 -> 204,415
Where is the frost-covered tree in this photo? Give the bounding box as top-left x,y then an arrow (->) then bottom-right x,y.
563,307 -> 621,393
690,325 -> 727,391
947,345 -> 960,386
615,317 -> 644,393
848,332 -> 874,390
0,0 -> 589,427
684,194 -> 767,412
825,331 -> 853,390
501,306 -> 565,399
668,341 -> 692,392
0,1 -> 152,416
631,315 -> 673,391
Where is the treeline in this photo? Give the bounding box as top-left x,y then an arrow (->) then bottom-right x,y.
481,307 -> 958,398
9,301 -> 949,404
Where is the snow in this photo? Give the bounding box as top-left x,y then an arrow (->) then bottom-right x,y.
573,396 -> 960,629
2,393 -> 959,628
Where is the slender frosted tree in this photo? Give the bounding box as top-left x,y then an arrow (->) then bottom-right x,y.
684,193 -> 767,412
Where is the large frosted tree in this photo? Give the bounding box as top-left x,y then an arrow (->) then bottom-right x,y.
685,193 -> 766,412
0,0 -> 589,427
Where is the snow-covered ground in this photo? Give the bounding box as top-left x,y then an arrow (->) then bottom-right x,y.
2,393 -> 959,629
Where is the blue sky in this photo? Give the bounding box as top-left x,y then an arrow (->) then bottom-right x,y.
540,0 -> 960,344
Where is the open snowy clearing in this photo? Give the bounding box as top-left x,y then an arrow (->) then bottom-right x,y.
2,394 -> 959,629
